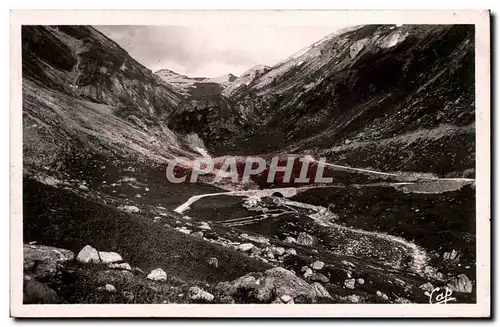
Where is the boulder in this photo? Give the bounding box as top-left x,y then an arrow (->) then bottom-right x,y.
310,261 -> 325,270
99,251 -> 123,264
296,232 -> 316,247
346,294 -> 361,303
147,268 -> 167,281
280,294 -> 294,304
356,278 -> 365,285
97,284 -> 117,293
216,275 -> 260,297
239,243 -> 255,252
23,244 -> 74,279
312,282 -> 332,299
376,291 -> 389,301
117,205 -> 140,213
303,268 -> 313,279
344,278 -> 356,289
76,245 -> 100,264
208,257 -> 219,268
254,267 -> 330,302
176,227 -> 191,235
285,248 -> 297,256
215,281 -> 236,296
23,276 -> 61,304
233,275 -> 259,290
105,284 -> 117,292
79,184 -> 89,191
310,273 -> 329,283
189,286 -> 214,302
198,222 -> 211,230
284,236 -> 297,244
219,267 -> 331,303
272,247 -> 285,256
446,274 -> 473,293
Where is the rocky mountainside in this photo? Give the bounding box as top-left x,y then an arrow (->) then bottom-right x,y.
215,24 -> 475,178
23,26 -> 182,122
155,69 -> 241,148
22,25 -> 203,181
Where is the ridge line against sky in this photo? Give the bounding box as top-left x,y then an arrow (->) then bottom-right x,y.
95,25 -> 348,78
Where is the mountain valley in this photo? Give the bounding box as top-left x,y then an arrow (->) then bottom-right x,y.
21,24 -> 476,305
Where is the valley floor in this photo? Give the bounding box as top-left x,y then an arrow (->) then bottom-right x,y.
22,156 -> 476,304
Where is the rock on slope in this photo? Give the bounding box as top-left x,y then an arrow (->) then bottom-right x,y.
217,25 -> 475,177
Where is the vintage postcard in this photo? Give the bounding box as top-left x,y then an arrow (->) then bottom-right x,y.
10,10 -> 490,317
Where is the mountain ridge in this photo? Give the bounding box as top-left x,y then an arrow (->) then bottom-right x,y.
155,68 -> 237,96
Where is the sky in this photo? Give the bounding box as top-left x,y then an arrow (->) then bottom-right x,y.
95,25 -> 345,78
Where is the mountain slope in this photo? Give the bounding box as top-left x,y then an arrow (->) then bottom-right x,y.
217,24 -> 475,177
223,65 -> 271,98
22,25 -> 202,180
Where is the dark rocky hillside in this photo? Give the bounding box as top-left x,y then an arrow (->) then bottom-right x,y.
22,25 -> 201,179
215,25 -> 475,177
23,25 -> 181,122
167,82 -> 244,148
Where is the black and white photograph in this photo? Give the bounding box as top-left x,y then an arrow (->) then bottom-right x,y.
10,10 -> 490,318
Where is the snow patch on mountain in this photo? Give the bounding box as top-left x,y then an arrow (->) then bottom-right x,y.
377,30 -> 409,49
204,74 -> 237,87
156,69 -> 237,97
223,65 -> 271,97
